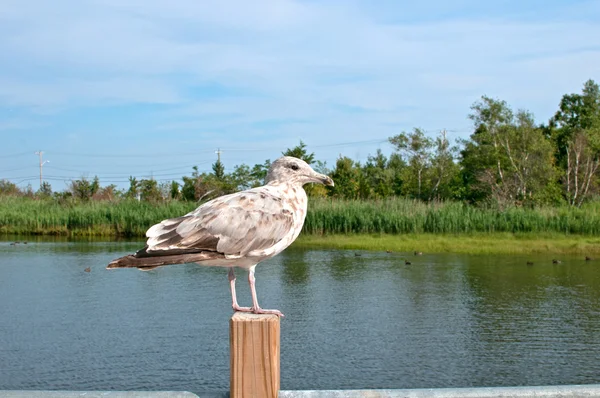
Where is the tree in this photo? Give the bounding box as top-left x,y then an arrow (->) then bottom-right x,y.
387,153 -> 406,196
429,130 -> 459,201
90,176 -> 100,197
126,176 -> 139,199
329,156 -> 361,199
0,179 -> 20,196
459,131 -> 495,203
139,179 -> 162,202
212,159 -> 225,180
229,161 -> 273,191
169,181 -> 180,200
181,166 -> 200,201
95,184 -> 119,201
196,173 -> 236,200
564,132 -> 599,206
362,149 -> 394,198
504,111 -> 556,203
282,140 -> 315,165
468,96 -> 514,190
70,177 -> 93,200
461,99 -> 556,206
22,183 -> 34,198
551,80 -> 600,160
37,181 -> 52,198
251,160 -> 271,187
283,140 -> 323,196
389,128 -> 433,199
229,164 -> 253,191
549,79 -> 600,205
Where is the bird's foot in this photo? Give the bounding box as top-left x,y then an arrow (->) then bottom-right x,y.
232,304 -> 253,313
252,307 -> 285,317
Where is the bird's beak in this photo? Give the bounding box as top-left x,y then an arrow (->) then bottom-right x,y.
312,172 -> 334,187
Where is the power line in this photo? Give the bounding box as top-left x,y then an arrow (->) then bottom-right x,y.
38,160 -> 212,171
0,166 -> 35,173
44,162 -> 210,175
0,151 -> 33,159
1,133 -> 472,188
312,138 -> 389,148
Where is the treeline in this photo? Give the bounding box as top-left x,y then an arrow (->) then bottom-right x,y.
1,79 -> 599,209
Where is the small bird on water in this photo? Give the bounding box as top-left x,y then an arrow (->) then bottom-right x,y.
107,156 -> 334,317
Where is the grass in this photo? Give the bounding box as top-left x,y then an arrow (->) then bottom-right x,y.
294,233 -> 600,255
0,196 -> 197,237
304,198 -> 600,235
1,196 -> 600,255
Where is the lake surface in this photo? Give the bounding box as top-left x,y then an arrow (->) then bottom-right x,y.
1,237 -> 600,394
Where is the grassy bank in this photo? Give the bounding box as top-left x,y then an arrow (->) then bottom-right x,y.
1,195 -> 599,255
294,233 -> 600,255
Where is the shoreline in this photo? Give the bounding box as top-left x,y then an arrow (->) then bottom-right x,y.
3,232 -> 599,255
294,233 -> 600,255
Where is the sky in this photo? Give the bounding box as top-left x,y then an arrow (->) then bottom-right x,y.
0,0 -> 599,192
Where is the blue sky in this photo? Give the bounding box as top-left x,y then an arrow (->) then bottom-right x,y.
1,0 -> 599,191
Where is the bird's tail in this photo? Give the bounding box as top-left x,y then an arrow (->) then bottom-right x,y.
106,250 -> 225,271
106,254 -> 164,271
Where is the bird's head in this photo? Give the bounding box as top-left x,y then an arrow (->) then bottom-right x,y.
266,156 -> 334,187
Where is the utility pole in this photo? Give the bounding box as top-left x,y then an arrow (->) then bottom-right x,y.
34,150 -> 49,188
213,148 -> 225,180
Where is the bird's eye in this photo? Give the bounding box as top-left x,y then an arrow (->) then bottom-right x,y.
289,164 -> 300,171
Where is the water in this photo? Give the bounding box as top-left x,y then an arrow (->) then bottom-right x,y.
1,237 -> 600,394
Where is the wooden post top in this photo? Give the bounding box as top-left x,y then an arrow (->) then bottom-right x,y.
231,312 -> 281,322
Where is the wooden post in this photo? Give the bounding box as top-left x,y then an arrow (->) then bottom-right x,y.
230,312 -> 280,398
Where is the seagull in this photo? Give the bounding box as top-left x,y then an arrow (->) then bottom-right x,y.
107,156 -> 334,317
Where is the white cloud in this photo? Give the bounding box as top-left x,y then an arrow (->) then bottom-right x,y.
0,0 -> 598,140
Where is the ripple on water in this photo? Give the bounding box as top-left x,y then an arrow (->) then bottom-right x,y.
1,241 -> 600,392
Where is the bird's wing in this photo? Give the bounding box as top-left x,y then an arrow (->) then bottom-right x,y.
144,187 -> 294,257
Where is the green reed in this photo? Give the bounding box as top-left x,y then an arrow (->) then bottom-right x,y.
1,196 -> 599,237
304,197 -> 600,235
0,196 -> 197,237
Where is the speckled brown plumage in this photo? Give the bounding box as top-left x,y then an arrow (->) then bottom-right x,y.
107,156 -> 334,317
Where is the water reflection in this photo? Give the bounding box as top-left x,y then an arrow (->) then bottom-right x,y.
280,249 -> 310,284
461,255 -> 600,386
1,238 -> 600,393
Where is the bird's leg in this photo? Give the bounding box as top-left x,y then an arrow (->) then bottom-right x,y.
228,267 -> 252,313
248,266 -> 284,317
